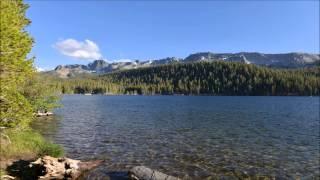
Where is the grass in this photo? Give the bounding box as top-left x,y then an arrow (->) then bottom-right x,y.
0,169 -> 6,176
0,128 -> 64,160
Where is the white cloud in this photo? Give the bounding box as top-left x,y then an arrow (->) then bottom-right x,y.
36,67 -> 45,72
36,66 -> 52,72
54,39 -> 102,60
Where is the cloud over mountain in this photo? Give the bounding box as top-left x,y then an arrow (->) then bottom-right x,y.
54,39 -> 102,60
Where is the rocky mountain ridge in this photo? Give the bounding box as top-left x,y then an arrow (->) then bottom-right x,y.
50,52 -> 319,78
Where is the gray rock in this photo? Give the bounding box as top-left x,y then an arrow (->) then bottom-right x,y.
128,166 -> 180,180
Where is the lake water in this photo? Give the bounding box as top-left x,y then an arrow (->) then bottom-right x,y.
31,95 -> 320,179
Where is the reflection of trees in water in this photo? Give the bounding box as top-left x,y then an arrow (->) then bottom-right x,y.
31,115 -> 62,140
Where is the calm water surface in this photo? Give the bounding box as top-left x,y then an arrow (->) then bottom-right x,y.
32,95 -> 320,179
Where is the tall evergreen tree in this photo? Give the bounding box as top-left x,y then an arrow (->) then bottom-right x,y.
0,0 -> 34,127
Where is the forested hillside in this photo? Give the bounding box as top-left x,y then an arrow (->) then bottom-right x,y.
53,62 -> 319,96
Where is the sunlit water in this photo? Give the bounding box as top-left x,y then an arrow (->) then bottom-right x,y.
32,95 -> 320,179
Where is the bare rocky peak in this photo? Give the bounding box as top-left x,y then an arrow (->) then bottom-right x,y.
51,52 -> 319,78
88,59 -> 108,71
184,52 -> 319,67
151,57 -> 182,65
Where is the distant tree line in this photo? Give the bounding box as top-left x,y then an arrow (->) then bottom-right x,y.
52,61 -> 319,96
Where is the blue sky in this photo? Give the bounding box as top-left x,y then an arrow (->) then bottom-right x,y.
26,0 -> 319,70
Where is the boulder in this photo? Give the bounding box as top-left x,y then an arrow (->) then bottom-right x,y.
128,166 -> 180,180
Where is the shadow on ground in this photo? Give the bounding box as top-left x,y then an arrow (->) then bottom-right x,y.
7,160 -> 129,180
6,159 -> 45,180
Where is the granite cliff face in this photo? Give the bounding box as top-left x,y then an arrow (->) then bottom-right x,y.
184,52 -> 319,67
50,52 -> 319,78
50,57 -> 182,78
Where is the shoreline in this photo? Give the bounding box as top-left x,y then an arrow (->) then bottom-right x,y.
61,93 -> 317,97
1,155 -> 180,180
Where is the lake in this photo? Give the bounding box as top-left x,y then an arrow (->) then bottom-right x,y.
31,95 -> 320,179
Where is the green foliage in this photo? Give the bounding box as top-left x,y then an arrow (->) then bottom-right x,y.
21,74 -> 61,113
0,88 -> 33,127
0,0 -> 61,127
0,0 -> 34,86
54,62 -> 320,96
0,129 -> 64,159
0,0 -> 34,127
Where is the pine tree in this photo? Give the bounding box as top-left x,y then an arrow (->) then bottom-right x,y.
0,0 -> 34,127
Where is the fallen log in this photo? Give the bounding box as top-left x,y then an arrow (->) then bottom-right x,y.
0,175 -> 15,180
35,112 -> 53,117
30,156 -> 103,179
129,166 -> 180,180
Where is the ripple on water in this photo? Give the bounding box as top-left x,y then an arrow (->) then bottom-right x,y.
31,96 -> 320,179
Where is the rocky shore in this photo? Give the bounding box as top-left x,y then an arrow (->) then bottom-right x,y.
1,156 -> 180,180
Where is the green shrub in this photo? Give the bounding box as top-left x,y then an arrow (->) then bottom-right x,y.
38,142 -> 64,158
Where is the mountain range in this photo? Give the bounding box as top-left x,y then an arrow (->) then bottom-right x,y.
49,52 -> 319,78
